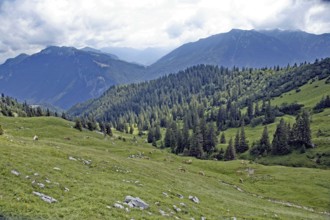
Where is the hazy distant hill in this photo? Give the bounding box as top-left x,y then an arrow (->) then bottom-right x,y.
0,46 -> 145,109
101,46 -> 171,66
146,29 -> 330,78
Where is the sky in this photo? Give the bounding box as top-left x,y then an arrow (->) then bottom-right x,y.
0,0 -> 330,64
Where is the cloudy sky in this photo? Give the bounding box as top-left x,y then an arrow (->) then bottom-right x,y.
0,0 -> 330,63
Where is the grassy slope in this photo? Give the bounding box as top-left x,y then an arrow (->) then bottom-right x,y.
220,78 -> 330,167
0,117 -> 329,219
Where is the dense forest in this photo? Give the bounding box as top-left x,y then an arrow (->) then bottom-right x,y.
68,58 -> 330,160
0,93 -> 64,119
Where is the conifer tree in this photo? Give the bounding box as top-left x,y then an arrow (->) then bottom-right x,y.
154,125 -> 161,140
74,118 -> 83,131
105,123 -> 113,136
234,130 -> 240,153
189,125 -> 203,158
182,119 -> 190,150
204,122 -> 217,154
220,132 -> 226,144
272,119 -> 290,155
290,110 -> 312,148
147,127 -> 154,143
238,124 -> 249,153
224,138 -> 236,160
129,124 -> 134,134
0,124 -> 4,135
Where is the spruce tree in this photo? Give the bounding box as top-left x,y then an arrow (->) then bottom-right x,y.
129,124 -> 134,134
239,124 -> 249,153
234,130 -> 240,153
182,119 -> 190,150
147,127 -> 154,143
105,123 -> 113,136
220,132 -> 226,144
259,126 -> 271,155
0,124 -> 4,135
290,110 -> 313,148
74,118 -> 83,131
272,119 -> 290,155
189,125 -> 203,158
154,125 -> 161,140
204,122 -> 217,154
224,138 -> 236,160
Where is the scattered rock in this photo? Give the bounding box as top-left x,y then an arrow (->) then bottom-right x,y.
198,171 -> 205,176
53,167 -> 61,171
34,172 -> 39,176
11,170 -> 20,176
189,195 -> 200,204
33,135 -> 39,141
124,195 -> 149,209
173,205 -> 181,212
64,187 -> 70,192
162,192 -> 169,197
33,191 -> 57,203
155,201 -> 160,206
82,159 -> 92,165
201,217 -> 206,220
69,156 -> 77,161
177,193 -> 184,199
180,202 -> 186,207
45,179 -> 51,184
37,183 -> 45,188
159,209 -> 168,216
25,175 -> 30,179
114,203 -> 124,209
183,159 -> 192,164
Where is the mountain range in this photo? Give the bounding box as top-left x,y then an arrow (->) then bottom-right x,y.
0,46 -> 144,109
1,29 -> 330,109
146,29 -> 330,78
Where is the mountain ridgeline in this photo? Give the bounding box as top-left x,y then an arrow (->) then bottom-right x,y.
146,29 -> 330,78
0,46 -> 145,109
1,29 -> 330,110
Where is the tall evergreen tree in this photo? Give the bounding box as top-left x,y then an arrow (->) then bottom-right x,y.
272,119 -> 290,155
74,118 -> 83,131
224,138 -> 236,160
290,110 -> 312,148
0,124 -> 4,135
189,125 -> 203,158
105,123 -> 113,136
234,130 -> 240,153
220,132 -> 226,144
147,127 -> 154,143
204,122 -> 217,154
238,124 -> 249,153
182,119 -> 190,151
154,125 -> 162,140
259,126 -> 271,155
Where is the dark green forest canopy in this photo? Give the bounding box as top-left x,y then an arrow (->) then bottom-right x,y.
68,58 -> 330,127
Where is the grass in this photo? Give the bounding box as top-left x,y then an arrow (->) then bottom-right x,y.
271,78 -> 330,109
0,116 -> 330,219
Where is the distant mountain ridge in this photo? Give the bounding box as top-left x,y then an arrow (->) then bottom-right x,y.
1,29 -> 330,110
145,29 -> 330,78
0,46 -> 145,109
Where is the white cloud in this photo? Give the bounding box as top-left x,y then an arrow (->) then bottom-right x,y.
0,0 -> 329,63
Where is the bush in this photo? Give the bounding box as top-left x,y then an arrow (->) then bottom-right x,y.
250,117 -> 264,127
